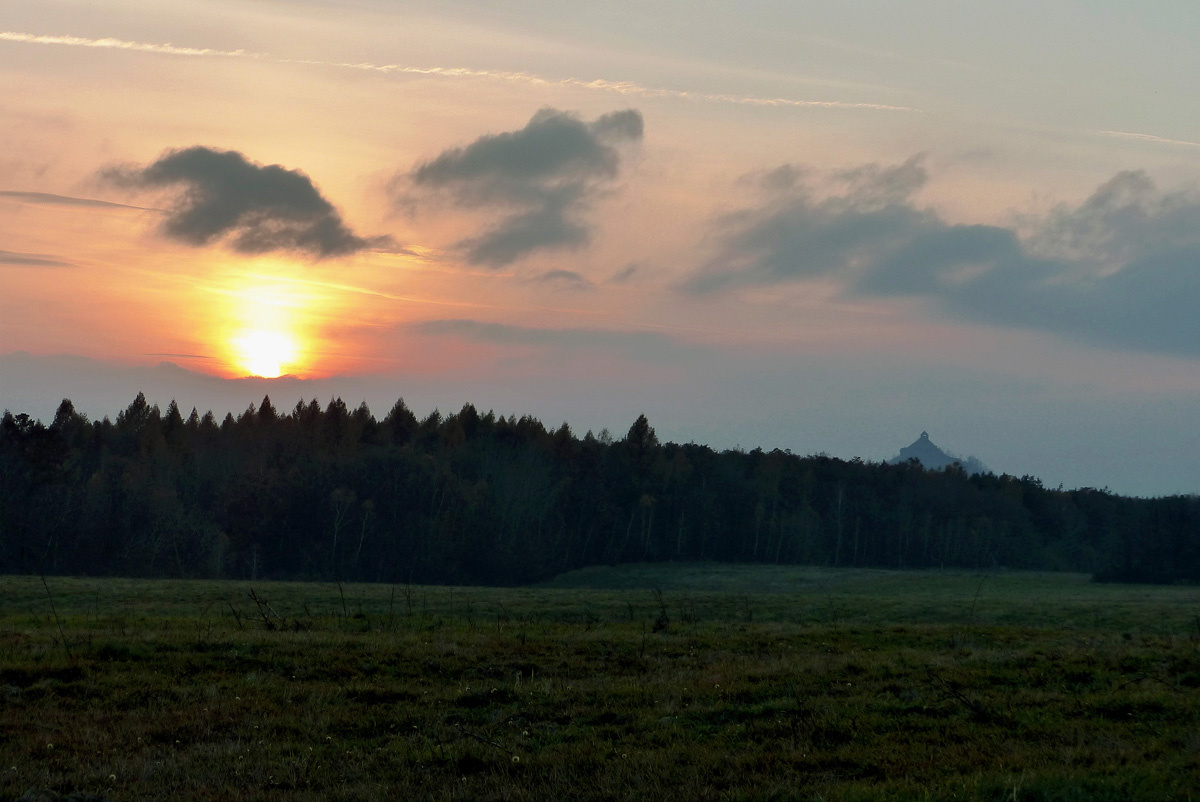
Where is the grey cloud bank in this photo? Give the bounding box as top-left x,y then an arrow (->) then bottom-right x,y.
103,146 -> 387,258
689,162 -> 1200,358
395,108 -> 643,266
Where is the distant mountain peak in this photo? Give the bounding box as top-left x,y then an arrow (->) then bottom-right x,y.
888,431 -> 987,474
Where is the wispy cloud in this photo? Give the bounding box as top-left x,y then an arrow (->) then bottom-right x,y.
411,318 -> 690,360
1097,130 -> 1200,149
145,352 -> 215,361
0,249 -> 75,268
1,30 -> 915,113
235,272 -> 586,316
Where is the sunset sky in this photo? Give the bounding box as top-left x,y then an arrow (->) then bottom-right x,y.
3,1 -> 1199,496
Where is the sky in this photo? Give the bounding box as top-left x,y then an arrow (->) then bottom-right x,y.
2,0 -> 1199,497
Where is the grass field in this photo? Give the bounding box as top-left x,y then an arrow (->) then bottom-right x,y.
2,565 -> 1199,800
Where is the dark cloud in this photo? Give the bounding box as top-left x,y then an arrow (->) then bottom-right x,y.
0,249 -> 75,268
609,263 -> 640,283
103,146 -> 388,258
757,164 -> 806,193
0,191 -> 150,211
457,186 -> 590,266
531,269 -> 594,289
832,155 -> 928,208
394,108 -> 643,267
687,161 -> 1200,358
685,158 -> 935,295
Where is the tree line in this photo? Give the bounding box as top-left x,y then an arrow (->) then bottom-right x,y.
1,394 -> 1196,584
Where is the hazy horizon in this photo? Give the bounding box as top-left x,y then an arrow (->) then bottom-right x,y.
4,350 -> 1196,499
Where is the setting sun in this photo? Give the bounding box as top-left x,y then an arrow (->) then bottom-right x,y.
212,278 -> 318,378
236,330 -> 297,378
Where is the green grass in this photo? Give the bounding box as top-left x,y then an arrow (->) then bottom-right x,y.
2,565 -> 1199,800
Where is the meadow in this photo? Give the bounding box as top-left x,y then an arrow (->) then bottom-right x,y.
2,565 -> 1198,801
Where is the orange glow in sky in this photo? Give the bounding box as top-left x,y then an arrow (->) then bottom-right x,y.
6,4 -> 1200,497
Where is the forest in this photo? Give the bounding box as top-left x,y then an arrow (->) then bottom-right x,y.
2,393 -> 1197,585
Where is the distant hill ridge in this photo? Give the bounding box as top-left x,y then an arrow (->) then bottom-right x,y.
888,431 -> 987,475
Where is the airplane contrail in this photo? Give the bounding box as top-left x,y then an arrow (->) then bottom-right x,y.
1,30 -> 916,113
0,31 -> 259,58
0,190 -> 154,211
280,57 -> 915,111
1097,130 -> 1200,148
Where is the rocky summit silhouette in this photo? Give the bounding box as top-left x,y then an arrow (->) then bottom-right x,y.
888,431 -> 987,474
